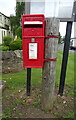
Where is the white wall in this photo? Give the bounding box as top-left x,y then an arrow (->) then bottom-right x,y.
0,30 -> 2,44
0,12 -> 12,44
0,29 -> 7,44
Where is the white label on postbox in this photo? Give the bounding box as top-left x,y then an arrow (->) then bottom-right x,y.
29,43 -> 37,59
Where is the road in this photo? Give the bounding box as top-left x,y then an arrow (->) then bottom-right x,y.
58,43 -> 76,53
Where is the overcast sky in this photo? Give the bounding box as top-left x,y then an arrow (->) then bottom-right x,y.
0,0 -> 74,37
0,0 -> 16,16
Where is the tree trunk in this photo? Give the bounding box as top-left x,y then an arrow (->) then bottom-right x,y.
41,18 -> 59,110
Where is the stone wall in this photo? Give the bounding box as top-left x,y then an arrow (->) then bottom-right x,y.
1,50 -> 24,74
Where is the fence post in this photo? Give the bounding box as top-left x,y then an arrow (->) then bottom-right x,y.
58,21 -> 73,96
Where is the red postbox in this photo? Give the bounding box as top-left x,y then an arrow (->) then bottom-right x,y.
22,15 -> 45,68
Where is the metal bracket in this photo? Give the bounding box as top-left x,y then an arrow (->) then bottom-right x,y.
44,35 -> 59,38
22,35 -> 59,39
44,58 -> 57,61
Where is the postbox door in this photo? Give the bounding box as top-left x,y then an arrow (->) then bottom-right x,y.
22,37 -> 44,68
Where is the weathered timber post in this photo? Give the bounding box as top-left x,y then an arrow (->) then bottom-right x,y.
41,18 -> 59,110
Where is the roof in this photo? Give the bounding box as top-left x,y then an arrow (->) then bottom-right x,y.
0,12 -> 10,18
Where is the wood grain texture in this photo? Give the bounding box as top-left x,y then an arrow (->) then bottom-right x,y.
41,18 -> 59,110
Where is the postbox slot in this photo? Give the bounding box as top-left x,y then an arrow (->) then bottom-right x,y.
24,24 -> 42,28
24,21 -> 43,24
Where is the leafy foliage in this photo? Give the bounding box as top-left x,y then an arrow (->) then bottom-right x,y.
58,32 -> 62,44
10,2 -> 25,37
3,36 -> 12,46
16,27 -> 22,39
16,2 -> 25,27
10,16 -> 17,36
9,38 -> 22,50
0,46 -> 9,51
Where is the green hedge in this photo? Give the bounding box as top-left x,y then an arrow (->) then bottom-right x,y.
3,36 -> 12,46
9,38 -> 22,50
0,46 -> 9,51
16,27 -> 22,39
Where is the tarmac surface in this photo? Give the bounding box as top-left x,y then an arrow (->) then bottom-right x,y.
58,43 -> 76,53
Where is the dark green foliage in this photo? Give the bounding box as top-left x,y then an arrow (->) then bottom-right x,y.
0,46 -> 9,51
9,38 -> 22,50
58,32 -> 62,44
10,2 -> 25,37
16,2 -> 25,27
62,36 -> 65,42
16,27 -> 22,39
10,16 -> 18,36
3,36 -> 12,46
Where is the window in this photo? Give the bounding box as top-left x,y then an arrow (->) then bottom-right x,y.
2,31 -> 3,40
0,15 -> 2,21
4,31 -> 5,36
5,17 -> 6,24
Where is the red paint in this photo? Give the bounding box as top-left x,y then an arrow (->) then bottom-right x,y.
44,58 -> 57,61
45,35 -> 59,38
22,35 -> 59,38
22,15 -> 45,68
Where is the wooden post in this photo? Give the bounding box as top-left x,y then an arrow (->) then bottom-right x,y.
41,18 -> 59,110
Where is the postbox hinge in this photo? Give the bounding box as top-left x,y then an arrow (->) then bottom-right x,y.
44,58 -> 57,61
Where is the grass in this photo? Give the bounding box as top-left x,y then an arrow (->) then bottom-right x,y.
2,105 -> 16,118
56,51 -> 74,87
63,112 -> 74,118
2,71 -> 26,89
65,90 -> 74,95
2,51 -> 74,119
2,51 -> 74,90
15,98 -> 24,104
65,52 -> 74,87
32,101 -> 41,109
